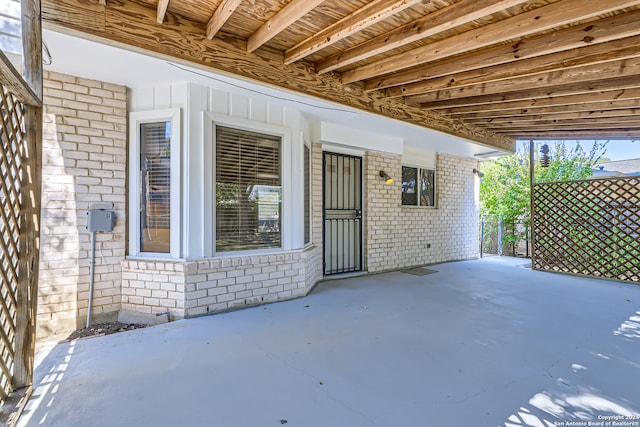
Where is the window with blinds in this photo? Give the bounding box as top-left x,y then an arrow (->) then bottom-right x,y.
140,121 -> 171,253
216,126 -> 282,252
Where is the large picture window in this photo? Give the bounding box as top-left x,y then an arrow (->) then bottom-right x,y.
215,126 -> 282,252
402,166 -> 436,207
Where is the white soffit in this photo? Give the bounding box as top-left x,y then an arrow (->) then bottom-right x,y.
42,29 -> 509,159
312,121 -> 404,155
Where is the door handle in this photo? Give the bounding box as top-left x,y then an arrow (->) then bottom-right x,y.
355,209 -> 362,218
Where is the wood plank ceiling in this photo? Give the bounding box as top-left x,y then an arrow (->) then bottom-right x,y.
44,0 -> 640,145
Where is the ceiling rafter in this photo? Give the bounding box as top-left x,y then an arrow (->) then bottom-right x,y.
284,0 -> 423,65
247,0 -> 325,53
396,45 -> 640,100
41,0 -> 514,150
316,0 -> 526,75
41,0 -> 640,140
509,130 -> 640,138
467,108 -> 640,125
405,57 -> 640,105
368,8 -> 640,92
156,0 -> 169,24
340,0 -> 640,84
437,88 -> 640,115
418,75 -> 640,110
206,0 -> 244,39
490,119 -> 640,132
380,11 -> 640,97
450,99 -> 640,121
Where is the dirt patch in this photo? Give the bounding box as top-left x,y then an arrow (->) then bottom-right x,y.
66,322 -> 147,341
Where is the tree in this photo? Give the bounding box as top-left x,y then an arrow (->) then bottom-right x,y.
479,141 -> 607,253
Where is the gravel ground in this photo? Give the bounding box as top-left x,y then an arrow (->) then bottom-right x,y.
66,322 -> 147,340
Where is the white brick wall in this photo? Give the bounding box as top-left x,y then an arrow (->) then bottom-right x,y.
38,71 -> 127,338
35,71 -> 479,338
121,246 -> 322,319
364,151 -> 479,273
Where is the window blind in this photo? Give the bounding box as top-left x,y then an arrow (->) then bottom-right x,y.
216,126 -> 282,252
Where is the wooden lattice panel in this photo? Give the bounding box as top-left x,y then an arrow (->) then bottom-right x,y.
533,177 -> 640,283
0,84 -> 24,402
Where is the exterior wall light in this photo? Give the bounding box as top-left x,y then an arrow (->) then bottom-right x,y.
379,170 -> 394,185
473,168 -> 485,178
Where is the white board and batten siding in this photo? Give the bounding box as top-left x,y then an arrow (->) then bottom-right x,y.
128,83 -> 306,258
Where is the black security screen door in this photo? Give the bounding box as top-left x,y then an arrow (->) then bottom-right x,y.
323,152 -> 363,275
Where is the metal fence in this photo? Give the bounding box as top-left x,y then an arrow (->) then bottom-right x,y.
533,177 -> 640,283
480,215 -> 530,258
480,214 -> 500,256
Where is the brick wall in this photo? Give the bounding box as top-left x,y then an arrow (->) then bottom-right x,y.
38,71 -> 127,338
35,71 -> 478,337
121,246 -> 321,319
364,151 -> 479,272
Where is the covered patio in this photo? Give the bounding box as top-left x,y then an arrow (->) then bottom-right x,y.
2,1 -> 640,423
18,257 -> 640,427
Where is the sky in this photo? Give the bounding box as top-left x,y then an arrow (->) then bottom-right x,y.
517,139 -> 640,161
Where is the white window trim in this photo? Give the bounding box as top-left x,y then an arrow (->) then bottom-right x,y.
401,164 -> 437,209
303,137 -> 312,246
128,108 -> 182,258
203,112 -> 293,257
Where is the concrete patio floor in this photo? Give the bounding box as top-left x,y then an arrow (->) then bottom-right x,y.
18,257 -> 640,427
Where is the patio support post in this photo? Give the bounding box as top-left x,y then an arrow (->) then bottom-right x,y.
529,139 -> 536,269
14,0 -> 43,389
498,217 -> 503,256
480,215 -> 485,258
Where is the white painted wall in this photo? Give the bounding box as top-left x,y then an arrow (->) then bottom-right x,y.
311,121 -> 404,155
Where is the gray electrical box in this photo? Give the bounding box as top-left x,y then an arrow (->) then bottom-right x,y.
87,210 -> 115,232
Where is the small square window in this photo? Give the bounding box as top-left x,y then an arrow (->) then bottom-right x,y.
402,165 -> 435,207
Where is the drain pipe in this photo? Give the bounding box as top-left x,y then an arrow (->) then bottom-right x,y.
87,230 -> 96,328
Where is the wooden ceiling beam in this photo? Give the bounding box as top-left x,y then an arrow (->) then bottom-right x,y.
467,108 -> 640,125
41,0 -> 514,151
247,0 -> 324,53
405,57 -> 640,105
368,9 -> 640,92
284,0 -> 423,65
418,75 -> 640,110
206,0 -> 243,39
341,0 -> 640,84
436,87 -> 640,115
488,118 -> 640,131
453,99 -> 640,121
315,0 -> 526,74
156,0 -> 169,24
385,33 -> 640,99
500,130 -> 640,139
